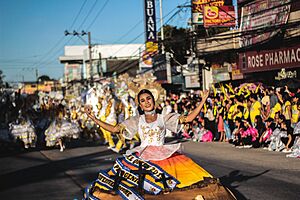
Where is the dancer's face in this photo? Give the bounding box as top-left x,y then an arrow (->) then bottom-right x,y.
139,93 -> 155,112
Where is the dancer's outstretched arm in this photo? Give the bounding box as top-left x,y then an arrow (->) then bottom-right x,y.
185,90 -> 209,123
84,106 -> 120,133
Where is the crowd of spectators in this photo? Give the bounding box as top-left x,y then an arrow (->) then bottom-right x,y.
159,83 -> 300,157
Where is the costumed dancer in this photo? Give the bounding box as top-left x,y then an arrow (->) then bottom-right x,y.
44,104 -> 80,152
85,87 -> 101,141
287,121 -> 300,158
9,113 -> 36,149
83,89 -> 235,200
115,80 -> 139,152
99,87 -> 119,151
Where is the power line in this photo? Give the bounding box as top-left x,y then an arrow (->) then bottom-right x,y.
28,0 -> 92,70
86,0 -> 110,30
32,36 -> 65,68
77,0 -> 99,31
106,2 -> 185,61
107,2 -> 189,74
111,19 -> 144,44
37,37 -> 74,69
69,0 -> 88,30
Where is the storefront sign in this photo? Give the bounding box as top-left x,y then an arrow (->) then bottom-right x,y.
185,74 -> 201,88
275,68 -> 297,80
212,64 -> 231,82
152,53 -> 171,84
139,49 -> 153,68
240,0 -> 291,47
144,0 -> 158,53
231,63 -> 244,80
238,45 -> 300,73
203,6 -> 236,27
192,0 -> 224,24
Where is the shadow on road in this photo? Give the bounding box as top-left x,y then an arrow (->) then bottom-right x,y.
0,139 -> 103,158
219,170 -> 270,200
0,149 -> 115,192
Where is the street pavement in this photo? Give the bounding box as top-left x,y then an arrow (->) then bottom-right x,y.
0,140 -> 299,200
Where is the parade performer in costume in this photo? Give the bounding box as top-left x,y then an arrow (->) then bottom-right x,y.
98,86 -> 119,150
83,89 -> 235,200
9,114 -> 36,149
44,104 -> 80,152
115,78 -> 139,152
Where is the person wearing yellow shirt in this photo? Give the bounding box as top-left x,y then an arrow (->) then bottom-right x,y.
269,102 -> 282,119
243,101 -> 250,121
233,105 -> 243,120
227,98 -> 236,133
291,95 -> 299,127
282,98 -> 292,128
249,94 -> 262,126
235,99 -> 250,121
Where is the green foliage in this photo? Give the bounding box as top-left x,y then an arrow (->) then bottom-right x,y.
38,75 -> 51,82
0,70 -> 4,88
158,25 -> 190,65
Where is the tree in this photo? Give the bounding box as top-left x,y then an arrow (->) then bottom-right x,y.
0,70 -> 5,88
158,25 -> 191,65
38,75 -> 51,82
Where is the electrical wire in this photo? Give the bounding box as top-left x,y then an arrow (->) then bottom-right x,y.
69,0 -> 88,30
103,2 -> 189,74
85,0 -> 110,31
77,0 -> 99,31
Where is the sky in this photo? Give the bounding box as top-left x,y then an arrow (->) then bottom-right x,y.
0,0 -> 236,82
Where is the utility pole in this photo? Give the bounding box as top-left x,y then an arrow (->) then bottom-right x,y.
35,68 -> 39,92
64,30 -> 93,83
87,31 -> 93,82
98,52 -> 103,77
159,0 -> 165,54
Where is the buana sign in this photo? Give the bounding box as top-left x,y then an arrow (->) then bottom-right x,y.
144,0 -> 157,42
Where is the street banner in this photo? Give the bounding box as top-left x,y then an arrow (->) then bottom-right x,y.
139,46 -> 153,68
240,0 -> 291,47
152,53 -> 172,84
144,0 -> 158,54
185,74 -> 201,88
203,5 -> 236,27
212,64 -> 231,82
192,0 -> 224,25
238,44 -> 300,73
231,63 -> 244,80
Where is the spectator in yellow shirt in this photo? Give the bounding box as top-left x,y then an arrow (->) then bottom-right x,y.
250,94 -> 262,126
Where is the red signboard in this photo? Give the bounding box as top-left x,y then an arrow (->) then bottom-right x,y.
238,45 -> 300,73
192,0 -> 224,24
240,0 -> 291,47
203,6 -> 236,27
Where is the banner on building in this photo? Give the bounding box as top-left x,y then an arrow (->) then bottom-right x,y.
203,5 -> 236,27
139,46 -> 153,68
240,0 -> 291,47
144,0 -> 158,54
212,64 -> 231,82
237,0 -> 249,4
238,44 -> 300,73
185,74 -> 201,88
231,63 -> 244,80
152,53 -> 172,84
192,0 -> 224,25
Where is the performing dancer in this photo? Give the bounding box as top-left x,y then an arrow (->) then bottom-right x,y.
44,104 -> 80,152
83,89 -> 235,200
9,114 -> 36,149
115,80 -> 139,152
98,86 -> 118,150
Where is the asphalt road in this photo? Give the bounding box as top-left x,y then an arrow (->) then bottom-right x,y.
0,140 -> 299,200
